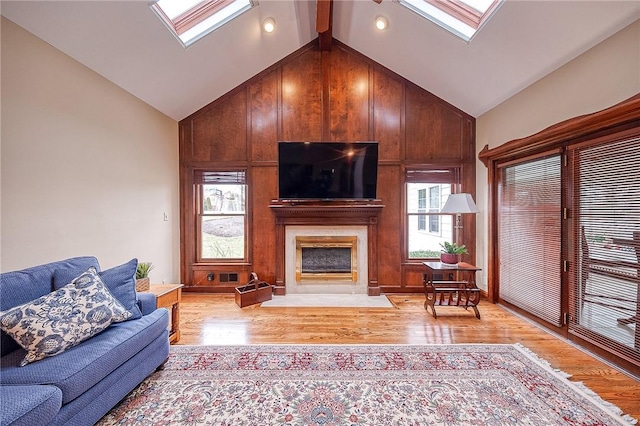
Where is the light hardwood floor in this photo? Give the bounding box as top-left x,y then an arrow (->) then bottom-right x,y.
177,293 -> 640,420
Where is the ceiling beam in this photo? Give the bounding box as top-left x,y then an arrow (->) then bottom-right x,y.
316,0 -> 333,51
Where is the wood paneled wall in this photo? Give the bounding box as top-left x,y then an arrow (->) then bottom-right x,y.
179,39 -> 476,293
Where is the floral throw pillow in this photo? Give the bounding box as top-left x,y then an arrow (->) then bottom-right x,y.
0,267 -> 132,366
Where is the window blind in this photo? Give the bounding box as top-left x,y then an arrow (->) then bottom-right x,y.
405,168 -> 460,184
498,154 -> 562,327
569,136 -> 640,364
194,170 -> 246,184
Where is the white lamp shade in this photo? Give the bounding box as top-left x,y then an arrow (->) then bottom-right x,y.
440,193 -> 479,214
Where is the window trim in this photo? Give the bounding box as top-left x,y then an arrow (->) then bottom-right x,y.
425,0 -> 501,29
396,0 -> 502,42
151,0 -> 255,47
195,169 -> 249,263
168,0 -> 237,35
404,166 -> 462,261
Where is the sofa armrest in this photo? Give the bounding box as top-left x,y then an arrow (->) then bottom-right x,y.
136,292 -> 157,316
1,385 -> 62,426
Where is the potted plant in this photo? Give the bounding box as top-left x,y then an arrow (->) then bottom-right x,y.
135,262 -> 154,292
439,242 -> 468,264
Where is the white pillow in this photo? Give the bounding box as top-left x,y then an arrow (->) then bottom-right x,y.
0,267 -> 132,366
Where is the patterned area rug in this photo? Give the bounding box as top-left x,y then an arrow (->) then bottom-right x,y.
98,344 -> 636,425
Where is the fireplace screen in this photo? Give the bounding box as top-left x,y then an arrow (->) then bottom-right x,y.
295,236 -> 357,282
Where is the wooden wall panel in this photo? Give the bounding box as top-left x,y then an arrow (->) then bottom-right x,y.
373,69 -> 403,161
250,70 -> 279,162
191,90 -> 248,162
395,267 -> 425,293
250,166 -> 278,282
329,47 -> 371,141
436,105 -> 465,160
190,109 -> 214,162
281,48 -> 323,142
191,265 -> 250,293
404,89 -> 468,161
405,89 -> 439,161
179,39 -> 476,293
376,165 -> 401,285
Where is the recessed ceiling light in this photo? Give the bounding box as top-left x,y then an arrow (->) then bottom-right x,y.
375,15 -> 388,31
263,17 -> 276,33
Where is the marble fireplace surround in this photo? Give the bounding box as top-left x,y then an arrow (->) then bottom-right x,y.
270,200 -> 384,296
287,227 -> 366,294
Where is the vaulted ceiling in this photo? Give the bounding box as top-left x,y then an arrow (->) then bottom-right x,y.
2,1 -> 638,121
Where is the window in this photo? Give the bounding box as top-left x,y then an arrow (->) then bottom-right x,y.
151,0 -> 255,47
396,0 -> 502,42
406,168 -> 458,259
428,186 -> 440,233
195,170 -> 247,261
417,189 -> 427,230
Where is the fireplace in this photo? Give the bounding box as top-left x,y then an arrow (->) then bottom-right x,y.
296,236 -> 357,281
270,199 -> 384,295
286,226 -> 367,294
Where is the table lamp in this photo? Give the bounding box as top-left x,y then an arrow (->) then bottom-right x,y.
440,193 -> 479,229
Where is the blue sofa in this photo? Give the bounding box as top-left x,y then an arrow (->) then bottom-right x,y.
0,257 -> 170,426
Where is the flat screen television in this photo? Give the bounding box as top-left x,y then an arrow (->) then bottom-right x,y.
278,141 -> 379,200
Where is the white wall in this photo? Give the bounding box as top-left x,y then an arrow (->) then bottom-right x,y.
1,17 -> 180,284
475,19 -> 640,290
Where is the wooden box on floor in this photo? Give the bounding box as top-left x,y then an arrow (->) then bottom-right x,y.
235,281 -> 272,308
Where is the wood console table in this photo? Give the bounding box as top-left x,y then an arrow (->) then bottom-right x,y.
148,284 -> 184,343
422,262 -> 482,319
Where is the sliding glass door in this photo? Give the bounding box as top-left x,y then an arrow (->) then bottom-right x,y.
481,96 -> 640,373
497,153 -> 562,328
568,136 -> 640,365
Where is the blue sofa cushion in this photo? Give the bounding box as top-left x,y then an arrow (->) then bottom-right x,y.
0,267 -> 133,366
137,292 -> 158,316
0,257 -> 100,356
0,308 -> 169,404
0,385 -> 62,426
54,258 -> 142,320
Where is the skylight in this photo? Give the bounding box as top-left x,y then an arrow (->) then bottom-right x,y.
151,0 -> 255,47
397,0 -> 502,42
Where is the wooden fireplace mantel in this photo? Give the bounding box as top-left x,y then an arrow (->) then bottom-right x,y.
269,199 -> 384,296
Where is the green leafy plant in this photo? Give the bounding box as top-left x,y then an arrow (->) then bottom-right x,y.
439,241 -> 468,255
136,262 -> 154,279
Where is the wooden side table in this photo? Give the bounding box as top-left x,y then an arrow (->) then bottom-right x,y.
422,262 -> 482,319
147,284 -> 184,343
